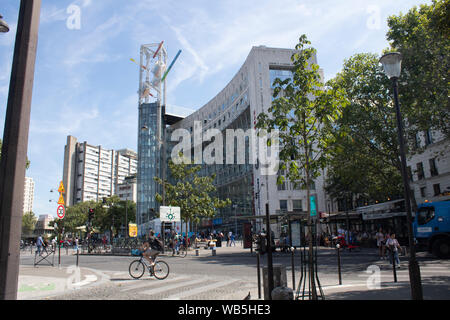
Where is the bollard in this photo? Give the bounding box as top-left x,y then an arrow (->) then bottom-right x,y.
337,243 -> 342,285
195,248 -> 199,256
212,248 -> 216,256
257,252 -> 261,299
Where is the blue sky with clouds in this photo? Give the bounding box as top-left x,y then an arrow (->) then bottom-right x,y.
0,0 -> 430,217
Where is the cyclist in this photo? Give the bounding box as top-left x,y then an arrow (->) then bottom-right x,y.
141,230 -> 163,267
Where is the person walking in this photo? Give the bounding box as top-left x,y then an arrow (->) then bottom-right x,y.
385,233 -> 401,267
375,229 -> 385,259
36,235 -> 43,256
230,233 -> 236,246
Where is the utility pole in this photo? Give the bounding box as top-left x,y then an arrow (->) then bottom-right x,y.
0,0 -> 41,300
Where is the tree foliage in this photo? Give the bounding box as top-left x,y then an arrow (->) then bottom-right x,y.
325,53 -> 404,205
49,196 -> 135,237
22,211 -> 37,236
386,0 -> 450,138
154,155 -> 231,224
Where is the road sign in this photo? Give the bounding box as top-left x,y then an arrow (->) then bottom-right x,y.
58,181 -> 65,193
159,206 -> 181,222
129,223 -> 138,238
57,205 -> 65,219
57,193 -> 65,205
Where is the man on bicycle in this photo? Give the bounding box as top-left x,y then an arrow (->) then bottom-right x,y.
141,230 -> 163,266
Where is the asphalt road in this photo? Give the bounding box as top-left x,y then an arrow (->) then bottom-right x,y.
18,245 -> 450,300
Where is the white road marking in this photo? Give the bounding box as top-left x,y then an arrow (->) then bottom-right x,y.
164,279 -> 240,300
141,278 -> 209,296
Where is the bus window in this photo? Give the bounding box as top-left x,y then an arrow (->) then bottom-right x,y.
417,207 -> 435,225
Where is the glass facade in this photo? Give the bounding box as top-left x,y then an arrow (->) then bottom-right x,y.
269,68 -> 293,88
137,102 -> 163,230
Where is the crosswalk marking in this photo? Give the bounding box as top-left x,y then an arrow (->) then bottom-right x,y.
141,278 -> 209,296
164,279 -> 240,300
120,275 -> 189,292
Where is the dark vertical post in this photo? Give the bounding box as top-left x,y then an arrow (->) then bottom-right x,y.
0,0 -> 41,300
337,244 -> 342,285
58,229 -> 61,267
392,78 -> 423,300
392,248 -> 398,282
265,203 -> 274,300
256,252 -> 261,299
288,218 -> 295,291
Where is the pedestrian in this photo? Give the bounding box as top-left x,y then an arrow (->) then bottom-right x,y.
36,235 -> 43,256
375,229 -> 385,259
385,233 -> 401,267
230,233 -> 235,246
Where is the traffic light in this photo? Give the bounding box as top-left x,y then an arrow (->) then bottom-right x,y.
88,208 -> 94,220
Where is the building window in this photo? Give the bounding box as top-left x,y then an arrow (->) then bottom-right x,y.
416,162 -> 425,180
279,200 -> 288,212
292,200 -> 302,211
425,129 -> 433,146
420,186 -> 427,198
433,184 -> 441,196
429,158 -> 439,177
414,133 -> 420,149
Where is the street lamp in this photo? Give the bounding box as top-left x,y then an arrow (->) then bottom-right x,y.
0,0 -> 41,300
379,52 -> 423,300
0,15 -> 9,33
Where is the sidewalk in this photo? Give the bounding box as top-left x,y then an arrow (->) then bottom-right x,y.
17,265 -> 108,300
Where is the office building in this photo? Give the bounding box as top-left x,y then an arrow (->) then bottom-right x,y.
136,45 -> 328,236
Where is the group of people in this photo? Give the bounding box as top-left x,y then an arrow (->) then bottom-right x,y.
168,230 -> 188,255
376,229 -> 402,267
196,231 -> 236,247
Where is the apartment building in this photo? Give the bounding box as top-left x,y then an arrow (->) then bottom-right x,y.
62,135 -> 138,206
23,176 -> 34,214
407,129 -> 450,204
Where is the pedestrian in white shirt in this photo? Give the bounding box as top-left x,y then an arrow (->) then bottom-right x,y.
375,229 -> 385,259
385,233 -> 401,267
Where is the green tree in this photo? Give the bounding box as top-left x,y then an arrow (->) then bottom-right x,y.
256,34 -> 348,300
22,211 -> 37,237
94,195 -> 136,238
154,155 -> 231,233
325,53 -> 404,206
386,0 -> 450,139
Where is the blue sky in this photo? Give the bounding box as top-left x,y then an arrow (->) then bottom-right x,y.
0,0 -> 429,218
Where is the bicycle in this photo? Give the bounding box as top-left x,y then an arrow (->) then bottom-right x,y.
129,252 -> 170,280
172,244 -> 187,258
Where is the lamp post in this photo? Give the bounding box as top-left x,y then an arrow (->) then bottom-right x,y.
0,15 -> 10,33
0,1 -> 41,300
379,52 -> 423,300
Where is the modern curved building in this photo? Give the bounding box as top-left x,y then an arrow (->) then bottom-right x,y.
137,45 -> 328,237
